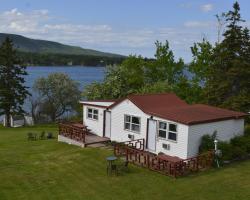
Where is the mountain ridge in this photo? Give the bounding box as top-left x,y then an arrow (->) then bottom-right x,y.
0,33 -> 124,58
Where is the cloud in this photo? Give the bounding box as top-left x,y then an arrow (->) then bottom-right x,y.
0,8 -> 220,61
200,4 -> 213,12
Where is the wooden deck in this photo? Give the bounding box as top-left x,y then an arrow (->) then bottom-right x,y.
85,134 -> 110,146
58,122 -> 110,147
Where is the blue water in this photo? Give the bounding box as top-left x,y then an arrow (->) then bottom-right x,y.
25,66 -> 105,91
22,66 -> 105,113
0,66 -> 105,121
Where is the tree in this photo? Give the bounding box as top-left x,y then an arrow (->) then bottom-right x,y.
145,41 -> 184,85
83,55 -> 146,100
206,2 -> 250,112
0,37 -> 30,127
188,39 -> 214,103
215,13 -> 227,43
83,41 -> 185,100
33,73 -> 81,122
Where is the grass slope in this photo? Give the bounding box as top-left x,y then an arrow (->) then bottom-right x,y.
0,33 -> 124,57
0,125 -> 250,200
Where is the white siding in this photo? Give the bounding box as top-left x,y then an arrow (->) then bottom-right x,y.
187,119 -> 245,158
109,100 -> 190,159
110,99 -> 149,142
83,105 -> 105,137
153,116 -> 189,159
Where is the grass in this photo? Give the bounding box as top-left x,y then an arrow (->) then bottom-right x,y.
0,125 -> 250,200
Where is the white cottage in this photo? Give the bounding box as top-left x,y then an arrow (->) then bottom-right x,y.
80,93 -> 246,159
2,115 -> 34,127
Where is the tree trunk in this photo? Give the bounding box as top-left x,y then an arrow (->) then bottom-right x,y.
51,113 -> 56,122
6,113 -> 11,128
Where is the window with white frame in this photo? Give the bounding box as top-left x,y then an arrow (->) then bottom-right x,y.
168,123 -> 177,141
158,121 -> 177,142
87,108 -> 98,120
124,115 -> 140,132
158,121 -> 167,138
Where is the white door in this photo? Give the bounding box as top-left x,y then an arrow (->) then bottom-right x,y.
105,111 -> 111,138
147,119 -> 157,152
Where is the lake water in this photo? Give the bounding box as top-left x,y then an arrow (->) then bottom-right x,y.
25,66 -> 105,91
23,66 -> 105,113
0,66 -> 105,120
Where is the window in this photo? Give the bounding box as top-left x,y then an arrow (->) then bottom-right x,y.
87,108 -> 98,120
158,121 -> 167,138
158,121 -> 178,142
124,115 -> 140,132
168,123 -> 177,141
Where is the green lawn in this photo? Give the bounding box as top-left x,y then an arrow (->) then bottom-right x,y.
0,125 -> 250,200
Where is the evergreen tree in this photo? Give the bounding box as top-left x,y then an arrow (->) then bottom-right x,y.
0,37 -> 30,127
206,2 -> 250,112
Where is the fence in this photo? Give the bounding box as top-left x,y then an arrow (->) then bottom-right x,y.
58,123 -> 89,143
114,139 -> 214,178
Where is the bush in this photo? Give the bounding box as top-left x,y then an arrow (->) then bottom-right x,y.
231,146 -> 248,159
244,125 -> 250,137
199,132 -> 217,153
218,134 -> 250,161
218,142 -> 233,161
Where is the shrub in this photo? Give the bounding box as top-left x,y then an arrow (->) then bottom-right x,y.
231,135 -> 250,154
231,146 -> 248,159
244,125 -> 250,137
218,142 -> 233,161
218,134 -> 250,161
199,132 -> 217,153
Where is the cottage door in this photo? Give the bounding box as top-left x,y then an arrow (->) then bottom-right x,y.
104,111 -> 111,138
147,119 -> 157,152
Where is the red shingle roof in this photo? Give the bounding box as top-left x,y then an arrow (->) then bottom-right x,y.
147,104 -> 246,125
108,93 -> 247,125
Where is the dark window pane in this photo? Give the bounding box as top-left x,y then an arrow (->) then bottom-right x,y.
93,114 -> 98,120
93,109 -> 98,114
168,132 -> 177,141
132,117 -> 140,124
88,113 -> 92,118
159,122 -> 167,130
88,108 -> 92,114
125,115 -> 131,123
169,123 -> 177,132
159,130 -> 166,138
132,124 -> 140,132
125,123 -> 130,130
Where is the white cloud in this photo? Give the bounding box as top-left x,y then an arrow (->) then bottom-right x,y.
200,4 -> 213,12
0,8 -> 220,61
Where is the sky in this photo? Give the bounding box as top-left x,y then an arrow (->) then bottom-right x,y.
0,0 -> 249,62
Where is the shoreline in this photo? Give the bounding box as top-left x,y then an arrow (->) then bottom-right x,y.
26,65 -> 106,68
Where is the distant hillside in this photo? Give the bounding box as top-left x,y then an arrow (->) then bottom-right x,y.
0,33 -> 124,58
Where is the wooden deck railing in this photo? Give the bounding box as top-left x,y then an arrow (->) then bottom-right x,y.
114,140 -> 214,178
58,123 -> 88,143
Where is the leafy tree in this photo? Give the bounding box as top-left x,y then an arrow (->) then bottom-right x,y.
83,41 -> 185,100
189,39 -> 213,85
188,39 -> 214,103
0,37 -> 30,127
145,41 -> 184,85
33,73 -> 80,122
136,81 -> 171,94
206,2 -> 250,112
83,55 -> 146,100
